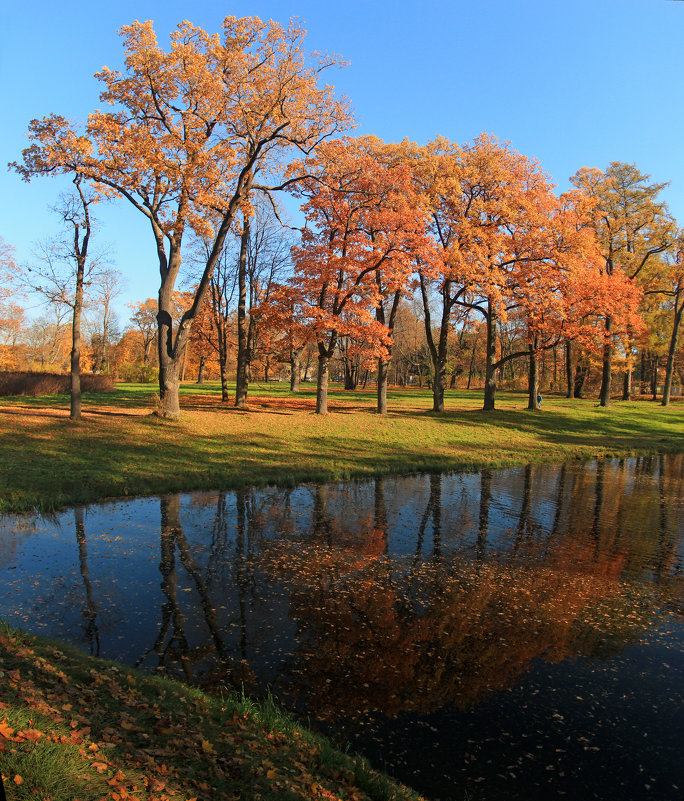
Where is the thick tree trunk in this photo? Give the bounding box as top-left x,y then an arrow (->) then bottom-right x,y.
622,369 -> 632,401
599,315 -> 613,407
565,340 -> 573,399
483,305 -> 497,411
235,217 -> 251,409
196,355 -> 206,384
158,360 -> 181,419
527,343 -> 539,410
662,295 -> 683,407
316,351 -> 330,415
432,358 -> 446,412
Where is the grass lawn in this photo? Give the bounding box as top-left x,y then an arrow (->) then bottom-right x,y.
0,622 -> 424,801
1,380 -> 682,514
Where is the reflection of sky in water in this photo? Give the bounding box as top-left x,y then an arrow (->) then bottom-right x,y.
0,456 -> 682,801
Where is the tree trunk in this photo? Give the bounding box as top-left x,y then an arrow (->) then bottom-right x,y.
662,292 -> 683,407
316,350 -> 330,415
622,368 -> 632,401
565,340 -> 573,399
158,360 -> 181,419
483,304 -> 497,410
599,314 -> 613,407
196,354 -> 206,384
235,216 -> 251,409
651,355 -> 659,400
290,347 -> 301,392
527,343 -> 539,410
377,357 -> 388,414
70,262 -> 85,421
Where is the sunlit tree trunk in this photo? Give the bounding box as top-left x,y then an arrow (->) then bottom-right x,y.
235,216 -> 251,409
316,348 -> 331,414
599,315 -> 613,407
527,341 -> 539,410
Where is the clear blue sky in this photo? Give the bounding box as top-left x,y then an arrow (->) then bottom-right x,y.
2,0 -> 683,321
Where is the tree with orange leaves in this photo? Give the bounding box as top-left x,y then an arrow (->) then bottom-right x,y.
12,16 -> 351,418
570,162 -> 675,405
287,136 -> 428,414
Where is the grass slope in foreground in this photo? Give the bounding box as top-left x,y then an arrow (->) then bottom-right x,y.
0,383 -> 682,514
0,623 -> 424,801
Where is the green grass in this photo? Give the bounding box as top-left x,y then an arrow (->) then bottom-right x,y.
0,621 -> 425,801
0,381 -> 682,514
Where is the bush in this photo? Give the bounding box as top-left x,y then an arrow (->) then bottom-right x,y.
0,371 -> 115,396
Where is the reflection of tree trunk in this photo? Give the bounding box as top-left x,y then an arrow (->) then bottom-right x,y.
512,465 -> 533,557
158,496 -> 193,683
235,488 -> 250,664
74,506 -> 99,655
312,484 -> 333,545
590,461 -> 605,557
374,477 -> 389,555
477,470 -> 492,565
174,523 -> 228,664
430,474 -> 442,562
548,464 -> 568,543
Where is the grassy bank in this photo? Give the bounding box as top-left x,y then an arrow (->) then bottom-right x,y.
1,382 -> 682,514
0,622 -> 424,801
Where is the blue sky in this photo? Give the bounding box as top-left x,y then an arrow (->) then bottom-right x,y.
2,0 -> 683,321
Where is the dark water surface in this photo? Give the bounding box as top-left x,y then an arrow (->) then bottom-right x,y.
1,455 -> 682,800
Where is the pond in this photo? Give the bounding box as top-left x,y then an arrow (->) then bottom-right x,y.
0,455 -> 682,800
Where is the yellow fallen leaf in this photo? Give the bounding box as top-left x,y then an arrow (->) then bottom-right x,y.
13,775 -> 23,785
201,739 -> 214,754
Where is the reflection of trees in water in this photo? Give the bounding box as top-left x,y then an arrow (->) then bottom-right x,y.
74,506 -> 100,655
125,457 -> 682,721
260,460 -> 684,723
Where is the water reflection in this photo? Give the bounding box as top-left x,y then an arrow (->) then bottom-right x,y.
0,455 -> 682,801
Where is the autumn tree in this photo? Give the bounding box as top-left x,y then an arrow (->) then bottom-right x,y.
570,162 -> 675,405
13,16 -> 351,418
20,179 -> 103,418
0,238 -> 25,369
128,297 -> 159,379
287,137 -> 425,414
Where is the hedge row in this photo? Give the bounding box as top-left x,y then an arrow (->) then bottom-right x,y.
0,371 -> 115,396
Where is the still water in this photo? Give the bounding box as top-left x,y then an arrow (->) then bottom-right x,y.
0,456 -> 682,800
